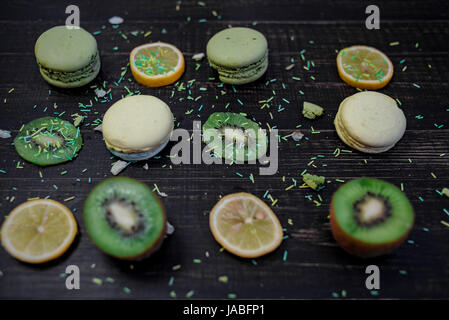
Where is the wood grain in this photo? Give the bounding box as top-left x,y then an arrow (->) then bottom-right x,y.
0,0 -> 448,299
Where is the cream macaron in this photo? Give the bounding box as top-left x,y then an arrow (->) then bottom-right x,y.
334,91 -> 406,153
102,95 -> 174,161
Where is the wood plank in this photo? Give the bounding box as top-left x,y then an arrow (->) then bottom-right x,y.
0,0 -> 448,299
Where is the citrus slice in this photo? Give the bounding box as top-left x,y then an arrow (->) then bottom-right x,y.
130,42 -> 185,87
1,199 -> 77,264
209,192 -> 283,258
337,45 -> 393,90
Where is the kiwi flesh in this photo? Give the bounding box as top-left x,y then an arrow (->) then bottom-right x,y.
330,178 -> 414,258
83,177 -> 166,260
14,117 -> 83,166
202,112 -> 267,162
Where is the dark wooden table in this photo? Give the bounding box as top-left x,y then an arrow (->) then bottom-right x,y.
0,0 -> 448,299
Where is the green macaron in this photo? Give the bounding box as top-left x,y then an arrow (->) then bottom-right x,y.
206,27 -> 268,85
34,26 -> 100,88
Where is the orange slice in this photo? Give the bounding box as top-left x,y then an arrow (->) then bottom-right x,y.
337,45 -> 393,90
209,193 -> 283,258
130,42 -> 185,87
1,199 -> 77,264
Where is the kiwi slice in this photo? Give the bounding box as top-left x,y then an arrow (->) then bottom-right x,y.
83,177 -> 166,260
14,117 -> 82,166
330,178 -> 414,258
202,112 -> 267,162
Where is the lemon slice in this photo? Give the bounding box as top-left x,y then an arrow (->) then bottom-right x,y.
130,42 -> 185,87
209,193 -> 283,258
337,45 -> 393,90
1,199 -> 77,264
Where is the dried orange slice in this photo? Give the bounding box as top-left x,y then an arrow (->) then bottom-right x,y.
337,45 -> 393,90
209,193 -> 283,258
130,42 -> 185,87
1,199 -> 77,264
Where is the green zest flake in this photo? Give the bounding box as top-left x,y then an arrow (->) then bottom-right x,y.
302,173 -> 325,190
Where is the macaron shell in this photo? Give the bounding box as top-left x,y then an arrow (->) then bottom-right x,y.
339,91 -> 406,148
35,26 -> 98,72
207,27 -> 268,68
334,109 -> 395,153
102,95 -> 174,153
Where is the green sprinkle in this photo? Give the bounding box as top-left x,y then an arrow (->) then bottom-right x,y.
169,290 -> 176,298
172,264 -> 181,271
123,287 -> 131,294
186,290 -> 195,298
193,259 -> 202,264
105,277 -> 115,283
389,41 -> 400,46
92,278 -> 102,285
282,250 -> 288,261
228,293 -> 237,299
60,170 -> 68,175
218,275 -> 229,283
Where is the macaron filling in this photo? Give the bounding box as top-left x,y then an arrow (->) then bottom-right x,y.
106,137 -> 170,161
209,50 -> 268,81
38,52 -> 100,84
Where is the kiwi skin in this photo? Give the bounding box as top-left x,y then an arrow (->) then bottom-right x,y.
329,182 -> 414,259
83,178 -> 167,261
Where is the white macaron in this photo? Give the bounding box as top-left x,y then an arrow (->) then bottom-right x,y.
334,91 -> 406,153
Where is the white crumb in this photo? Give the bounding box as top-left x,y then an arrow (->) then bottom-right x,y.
110,160 -> 129,175
0,130 -> 11,138
292,130 -> 304,141
166,221 -> 175,235
94,88 -> 107,98
192,53 -> 205,60
108,16 -> 124,25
